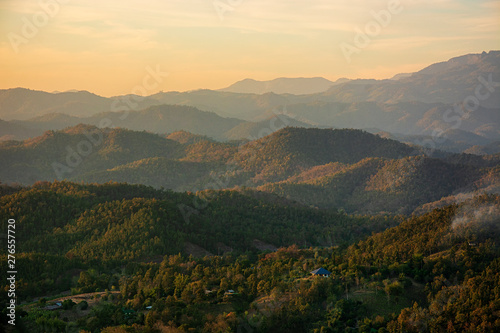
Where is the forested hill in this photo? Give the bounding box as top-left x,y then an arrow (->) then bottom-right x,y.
1,183 -> 499,332
233,127 -> 418,183
0,126 -> 499,215
0,126 -> 418,186
259,155 -> 489,214
341,194 -> 500,331
0,181 -> 396,306
0,181 -> 395,261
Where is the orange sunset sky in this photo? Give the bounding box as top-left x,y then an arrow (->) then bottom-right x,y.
1,0 -> 499,96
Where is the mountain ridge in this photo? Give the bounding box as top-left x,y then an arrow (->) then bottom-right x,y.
1,125 -> 498,215
1,51 -> 499,151
218,77 -> 350,95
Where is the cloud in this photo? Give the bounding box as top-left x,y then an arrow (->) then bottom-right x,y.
452,202 -> 500,230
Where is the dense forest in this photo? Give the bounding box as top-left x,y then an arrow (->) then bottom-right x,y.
1,127 -> 499,216
1,19 -> 499,333
1,182 -> 499,332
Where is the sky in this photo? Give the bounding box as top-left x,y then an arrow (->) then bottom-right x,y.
0,0 -> 499,96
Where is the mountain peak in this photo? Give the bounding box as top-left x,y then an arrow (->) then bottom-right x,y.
414,50 -> 500,76
219,77 -> 338,95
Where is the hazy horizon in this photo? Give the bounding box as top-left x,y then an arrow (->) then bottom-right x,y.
2,3 -> 500,332
1,0 -> 499,97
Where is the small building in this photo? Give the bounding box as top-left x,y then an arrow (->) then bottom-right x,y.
224,290 -> 236,296
311,268 -> 331,278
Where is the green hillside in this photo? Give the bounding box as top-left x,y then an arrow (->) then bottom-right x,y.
0,126 -> 498,215
1,183 -> 498,332
233,127 -> 417,183
0,182 -> 395,260
260,156 -> 484,214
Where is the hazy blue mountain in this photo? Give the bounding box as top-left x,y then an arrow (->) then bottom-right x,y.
148,90 -> 292,121
390,72 -> 414,80
377,128 -> 495,154
2,51 -> 499,146
223,114 -> 317,141
282,100 -> 500,141
3,106 -> 319,142
9,105 -> 245,141
90,105 -> 244,140
320,51 -> 500,108
219,77 -> 349,95
0,88 -> 111,120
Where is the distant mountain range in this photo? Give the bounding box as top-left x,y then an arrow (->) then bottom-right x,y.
319,51 -> 500,107
0,50 -> 499,153
0,105 -> 311,142
0,88 -> 112,120
4,101 -> 498,154
1,51 -> 499,135
1,126 -> 498,215
218,77 -> 350,95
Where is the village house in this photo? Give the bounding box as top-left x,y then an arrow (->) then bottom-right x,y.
311,267 -> 331,278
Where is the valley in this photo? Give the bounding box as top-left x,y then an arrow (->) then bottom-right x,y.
1,50 -> 500,332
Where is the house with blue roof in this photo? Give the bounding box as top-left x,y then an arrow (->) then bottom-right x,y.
311,267 -> 331,277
